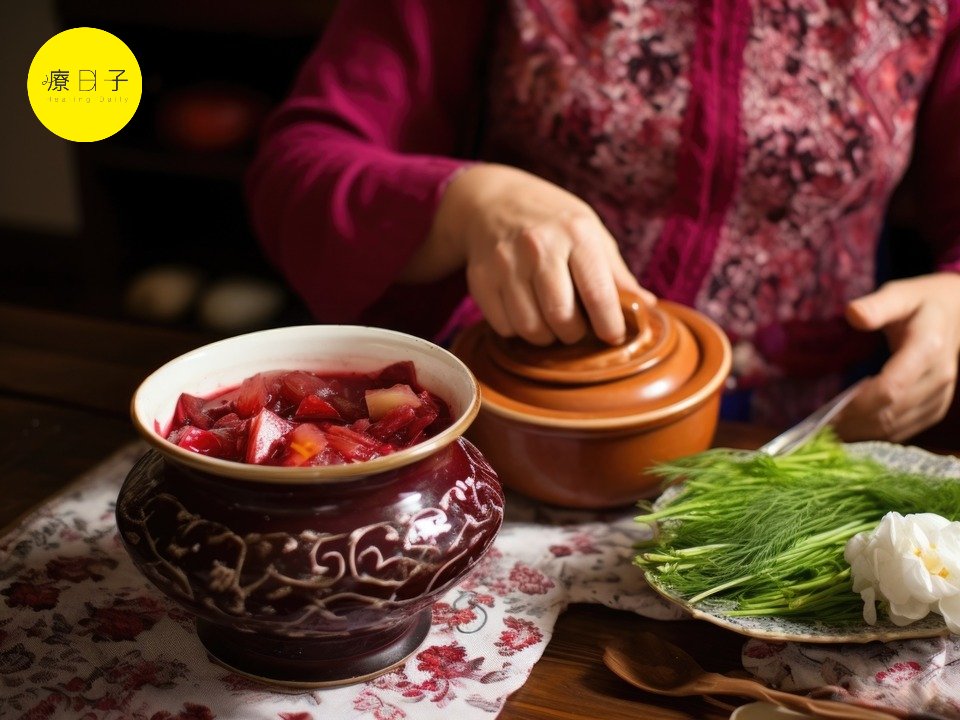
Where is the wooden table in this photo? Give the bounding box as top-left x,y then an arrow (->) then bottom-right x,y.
0,302 -> 780,720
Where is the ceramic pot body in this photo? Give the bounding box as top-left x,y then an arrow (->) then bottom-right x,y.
121,325 -> 503,686
453,300 -> 731,509
465,392 -> 720,508
116,438 -> 502,685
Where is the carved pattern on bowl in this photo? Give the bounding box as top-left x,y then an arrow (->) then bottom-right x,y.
117,443 -> 504,639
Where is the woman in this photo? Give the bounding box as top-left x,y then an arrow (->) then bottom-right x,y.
247,0 -> 960,440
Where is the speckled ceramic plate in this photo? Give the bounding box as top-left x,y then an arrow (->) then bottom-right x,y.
644,442 -> 960,644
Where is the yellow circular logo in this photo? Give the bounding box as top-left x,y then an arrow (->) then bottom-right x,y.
27,27 -> 142,142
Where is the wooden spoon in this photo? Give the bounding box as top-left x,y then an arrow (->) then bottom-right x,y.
603,632 -> 901,720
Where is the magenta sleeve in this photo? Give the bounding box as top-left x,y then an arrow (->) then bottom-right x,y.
246,1 -> 490,334
914,2 -> 960,273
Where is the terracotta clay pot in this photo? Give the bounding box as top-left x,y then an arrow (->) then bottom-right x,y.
117,326 -> 504,687
451,298 -> 731,509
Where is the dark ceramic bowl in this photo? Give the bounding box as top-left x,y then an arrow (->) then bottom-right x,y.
452,298 -> 731,509
118,325 -> 503,687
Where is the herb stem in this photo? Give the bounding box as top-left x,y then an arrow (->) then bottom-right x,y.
637,430 -> 960,623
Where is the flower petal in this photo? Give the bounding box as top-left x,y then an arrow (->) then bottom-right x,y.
846,512 -> 960,629
937,593 -> 960,634
889,597 -> 934,623
860,587 -> 877,625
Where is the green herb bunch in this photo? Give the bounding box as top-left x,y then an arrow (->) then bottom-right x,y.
635,431 -> 960,621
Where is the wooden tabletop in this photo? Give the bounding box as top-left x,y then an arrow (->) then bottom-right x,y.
0,302 -> 779,720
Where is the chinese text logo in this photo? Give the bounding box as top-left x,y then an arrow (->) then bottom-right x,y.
28,27 -> 142,142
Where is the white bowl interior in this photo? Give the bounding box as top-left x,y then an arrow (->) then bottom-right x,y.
134,325 -> 477,444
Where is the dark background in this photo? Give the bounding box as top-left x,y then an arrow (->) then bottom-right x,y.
0,0 -> 338,333
1,1 -> 956,445
0,0 -> 938,330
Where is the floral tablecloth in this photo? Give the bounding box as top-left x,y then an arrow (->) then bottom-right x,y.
2,443 -> 960,720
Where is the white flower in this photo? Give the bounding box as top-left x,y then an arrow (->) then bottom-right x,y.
844,512 -> 960,633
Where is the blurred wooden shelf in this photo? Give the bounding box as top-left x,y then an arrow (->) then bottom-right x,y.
78,143 -> 249,183
40,1 -> 335,332
56,0 -> 334,38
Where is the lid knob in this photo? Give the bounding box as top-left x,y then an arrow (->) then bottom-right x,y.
487,293 -> 682,385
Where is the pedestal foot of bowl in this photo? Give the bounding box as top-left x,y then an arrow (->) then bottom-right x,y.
196,610 -> 432,688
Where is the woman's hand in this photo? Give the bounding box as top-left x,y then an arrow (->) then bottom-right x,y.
403,164 -> 651,346
836,272 -> 960,442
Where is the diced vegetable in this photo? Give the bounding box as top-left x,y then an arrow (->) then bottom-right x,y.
279,423 -> 328,466
365,384 -> 421,421
166,366 -> 452,467
235,373 -> 271,418
279,370 -> 330,404
368,405 -> 418,442
376,361 -> 417,386
294,395 -> 342,422
170,425 -> 231,457
323,423 -> 389,462
174,393 -> 212,430
245,408 -> 294,464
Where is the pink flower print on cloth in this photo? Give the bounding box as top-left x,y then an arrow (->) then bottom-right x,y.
10,444 -> 960,719
0,444 -> 677,720
742,636 -> 960,717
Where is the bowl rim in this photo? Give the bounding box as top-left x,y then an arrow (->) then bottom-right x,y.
465,302 -> 732,430
131,325 -> 481,483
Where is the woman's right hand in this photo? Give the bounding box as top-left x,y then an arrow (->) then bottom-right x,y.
404,164 -> 651,346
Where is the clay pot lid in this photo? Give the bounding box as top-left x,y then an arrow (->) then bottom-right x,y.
487,296 -> 679,385
451,296 -> 732,427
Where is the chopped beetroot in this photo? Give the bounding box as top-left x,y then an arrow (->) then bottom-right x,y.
279,370 -> 330,404
201,396 -> 235,423
245,408 -> 295,464
235,374 -> 271,418
294,395 -> 342,422
170,426 -> 232,458
327,394 -> 365,423
351,418 -> 371,433
413,390 -> 442,432
166,365 -> 453,467
210,414 -> 248,457
368,405 -> 418,442
407,406 -> 440,445
323,424 -> 389,462
174,393 -> 212,430
212,412 -> 243,429
376,361 -> 417,386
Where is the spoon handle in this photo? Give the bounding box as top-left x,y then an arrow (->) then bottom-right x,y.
700,674 -> 900,720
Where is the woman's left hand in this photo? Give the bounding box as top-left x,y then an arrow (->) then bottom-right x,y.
836,272 -> 960,442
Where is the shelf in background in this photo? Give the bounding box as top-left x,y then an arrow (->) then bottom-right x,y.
78,143 -> 250,183
56,0 -> 334,38
22,2 -> 336,335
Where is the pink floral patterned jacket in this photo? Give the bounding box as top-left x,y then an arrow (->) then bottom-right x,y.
247,0 -> 960,423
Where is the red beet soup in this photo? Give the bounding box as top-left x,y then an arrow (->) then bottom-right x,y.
166,361 -> 453,466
